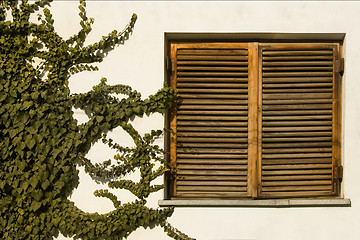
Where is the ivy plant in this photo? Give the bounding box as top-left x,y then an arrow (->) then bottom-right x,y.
0,0 -> 193,239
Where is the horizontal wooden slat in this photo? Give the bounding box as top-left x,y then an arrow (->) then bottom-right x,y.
178,94 -> 248,99
262,142 -> 332,148
262,153 -> 332,159
262,61 -> 333,66
262,56 -> 333,61
260,191 -> 333,198
177,116 -> 248,121
177,159 -> 248,165
177,148 -> 247,154
262,175 -> 332,181
262,132 -> 332,137
177,175 -> 248,181
177,49 -> 248,55
177,55 -> 248,61
177,153 -> 247,159
177,60 -> 248,66
177,121 -> 248,127
262,77 -> 333,83
178,89 -> 247,94
178,110 -> 247,115
262,99 -> 332,105
177,143 -> 248,148
262,158 -> 332,165
262,137 -> 332,142
262,115 -> 332,121
177,83 -> 248,88
263,148 -> 332,154
262,93 -> 332,99
263,104 -> 332,110
177,126 -> 247,132
177,164 -> 247,170
262,180 -> 332,186
178,132 -> 248,138
177,170 -> 247,176
263,83 -> 333,88
178,72 -> 248,77
178,105 -> 248,110
262,185 -> 332,192
263,72 -> 332,77
177,66 -> 248,71
263,66 -> 332,71
263,88 -> 332,93
262,169 -> 332,175
177,181 -> 247,186
263,126 -> 332,132
177,186 -> 247,191
177,137 -> 248,143
262,50 -> 333,56
262,164 -> 332,170
262,121 -> 332,126
180,99 -> 248,105
175,192 -> 248,197
262,110 -> 332,116
177,77 -> 248,82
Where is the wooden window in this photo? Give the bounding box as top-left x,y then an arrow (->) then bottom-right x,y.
167,41 -> 343,199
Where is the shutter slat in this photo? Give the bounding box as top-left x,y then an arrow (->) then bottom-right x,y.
262,164 -> 332,170
177,66 -> 248,71
178,89 -> 248,94
263,147 -> 332,153
177,116 -> 248,121
177,121 -> 248,127
178,105 -> 248,110
177,49 -> 248,55
177,154 -> 248,159
177,148 -> 247,154
177,176 -> 248,181
177,164 -> 247,170
263,99 -> 332,105
263,83 -> 332,88
177,181 -> 247,186
178,110 -> 248,115
177,143 -> 248,148
177,137 -> 248,143
263,88 -> 332,93
177,170 -> 247,176
177,77 -> 248,82
263,77 -> 333,83
177,186 -> 247,191
177,159 -> 248,165
262,66 -> 332,71
262,115 -> 332,121
262,50 -> 332,56
262,185 -> 332,192
178,94 -> 248,99
262,61 -> 332,66
177,60 -> 247,66
175,192 -> 248,197
262,158 -> 332,165
177,83 -> 248,88
262,180 -> 332,186
181,99 -> 248,105
177,55 -> 248,61
263,126 -> 332,132
177,126 -> 247,132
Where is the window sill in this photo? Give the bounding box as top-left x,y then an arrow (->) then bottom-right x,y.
159,199 -> 351,208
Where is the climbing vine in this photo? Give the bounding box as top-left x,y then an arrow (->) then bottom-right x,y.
0,0 -> 193,239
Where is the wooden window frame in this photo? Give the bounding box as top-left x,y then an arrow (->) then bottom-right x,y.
164,34 -> 344,201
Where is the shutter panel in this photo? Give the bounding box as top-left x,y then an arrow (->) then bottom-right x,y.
170,43 -> 250,199
259,43 -> 341,198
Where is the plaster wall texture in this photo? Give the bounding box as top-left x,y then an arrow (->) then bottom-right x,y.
47,1 -> 360,239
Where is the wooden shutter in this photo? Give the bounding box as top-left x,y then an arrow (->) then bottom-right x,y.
169,43 -> 251,199
258,43 -> 342,198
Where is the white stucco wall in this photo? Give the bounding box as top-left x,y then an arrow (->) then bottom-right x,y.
44,1 -> 360,239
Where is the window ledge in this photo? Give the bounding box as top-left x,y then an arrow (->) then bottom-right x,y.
159,199 -> 351,208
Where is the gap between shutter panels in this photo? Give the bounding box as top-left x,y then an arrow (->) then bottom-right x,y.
259,44 -> 337,198
173,43 -> 250,198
